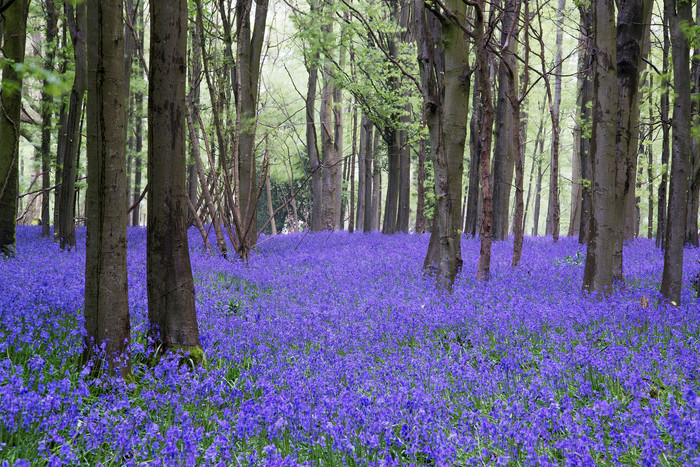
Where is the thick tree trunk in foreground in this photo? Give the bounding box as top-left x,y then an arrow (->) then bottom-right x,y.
84,0 -> 130,376
611,0 -> 652,280
577,3 -> 593,244
147,0 -> 202,355
417,0 -> 468,288
306,58 -> 323,231
0,0 -> 27,256
660,0 -> 692,304
582,0 -> 618,295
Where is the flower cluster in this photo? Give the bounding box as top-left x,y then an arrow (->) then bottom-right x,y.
0,227 -> 698,465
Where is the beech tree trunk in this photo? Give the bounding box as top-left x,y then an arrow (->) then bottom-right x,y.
611,0 -> 653,280
41,0 -> 58,238
0,0 -> 28,256
356,114 -> 368,231
582,0 -> 618,294
685,3 -> 700,247
320,64 -> 336,230
656,17 -> 670,249
58,1 -> 87,250
492,0 -> 518,241
660,0 -> 692,304
235,0 -> 268,252
84,0 -> 130,376
577,3 -> 593,244
306,55 -> 323,231
147,0 -> 202,354
465,73 -> 482,237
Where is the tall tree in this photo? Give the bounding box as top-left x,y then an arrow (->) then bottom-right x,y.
235,0 -> 268,252
491,0 -> 519,241
576,2 -> 593,244
611,0 -> 653,280
544,0 -> 565,242
83,0 -> 130,376
40,0 -> 58,238
0,0 -> 28,256
660,0 -> 692,304
147,0 -> 202,355
656,15 -> 670,248
57,1 -> 87,250
582,0 -> 618,294
416,0 -> 468,288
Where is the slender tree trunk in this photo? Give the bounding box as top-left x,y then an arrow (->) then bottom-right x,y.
306,55 -> 322,231
544,0 -> 566,241
84,0 -> 130,376
320,65 -> 336,230
475,0 -> 494,280
333,56 -> 344,229
41,0 -> 58,238
685,2 -> 700,247
397,107 -> 411,233
647,76 -> 654,239
349,105 -> 357,233
364,122 -> 375,231
382,128 -> 401,234
582,0 -> 618,294
356,114 -> 367,231
147,0 -> 203,354
415,117 -> 427,234
465,71 -> 482,237
577,3 -> 593,244
369,129 -> 381,231
656,17 -> 670,249
660,0 -> 692,304
58,2 -> 87,250
235,0 -> 268,252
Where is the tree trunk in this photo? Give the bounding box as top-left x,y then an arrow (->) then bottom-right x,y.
647,76 -> 654,239
84,0 -> 130,376
41,0 -> 58,238
235,0 -> 268,251
58,1 -> 87,250
577,2 -> 593,244
306,56 -> 322,231
415,116 -> 427,234
465,71 -> 482,237
320,66 -> 336,230
0,0 -> 28,256
544,0 -> 566,241
475,0 -> 494,280
356,114 -> 368,231
369,129 -> 381,231
491,0 -> 518,241
656,17 -> 670,249
364,122 -> 376,231
418,0 -> 468,287
349,106 -> 357,233
382,127 -> 401,234
611,0 -> 653,280
660,0 -> 692,304
147,0 -> 202,355
685,2 -> 700,247
582,0 -> 618,294
397,108 -> 411,233
333,61 -> 344,230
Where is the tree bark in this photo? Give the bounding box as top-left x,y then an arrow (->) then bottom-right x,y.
321,64 -> 336,230
582,0 -> 618,294
147,0 -> 202,354
0,0 -> 27,255
364,121 -> 376,231
235,0 -> 268,251
611,0 -> 653,280
40,0 -> 58,238
544,0 -> 565,241
492,0 -> 518,241
84,0 -> 130,376
685,2 -> 700,247
656,17 -> 670,249
577,2 -> 593,244
465,71 -> 481,237
356,114 -> 368,231
58,1 -> 87,250
660,0 -> 692,304
306,54 -> 323,231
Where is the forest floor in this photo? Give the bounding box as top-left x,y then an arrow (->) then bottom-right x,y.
1,227 -> 699,466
